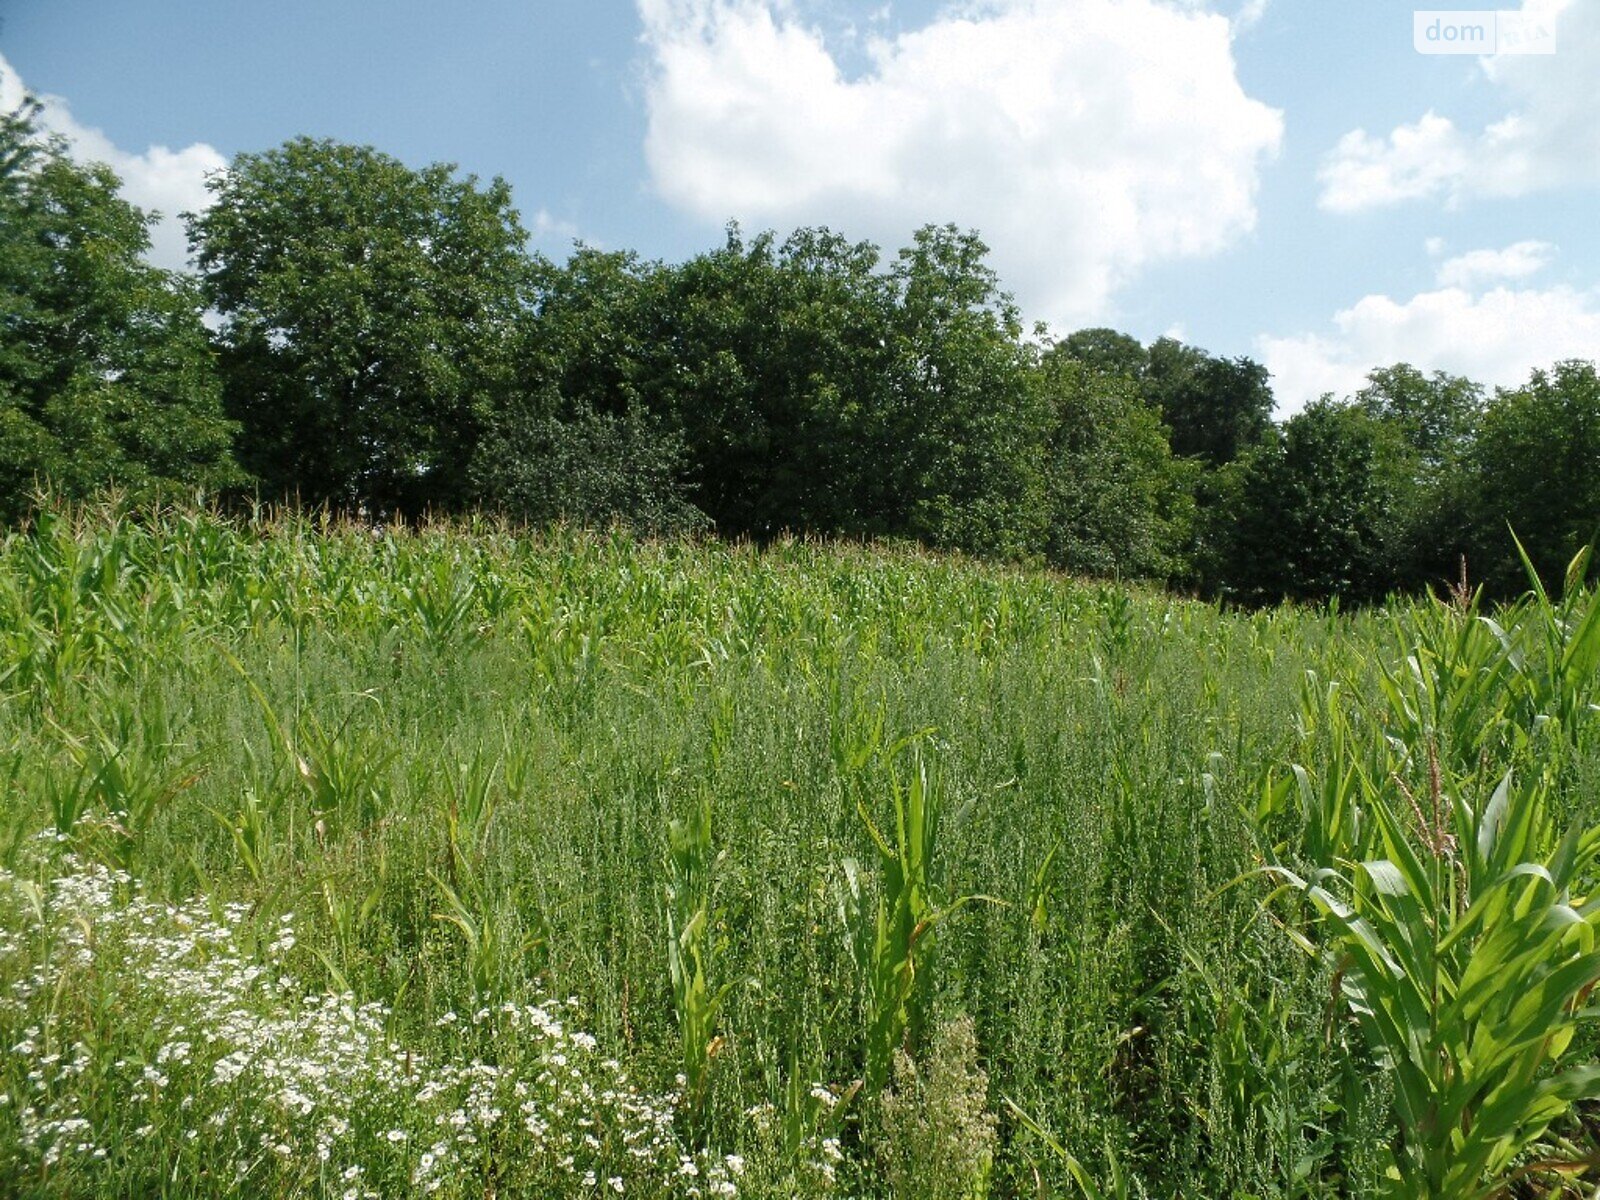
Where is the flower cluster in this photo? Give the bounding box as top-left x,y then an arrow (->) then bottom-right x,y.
0,859 -> 750,1197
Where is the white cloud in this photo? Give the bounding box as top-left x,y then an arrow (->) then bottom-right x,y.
1317,113 -> 1471,213
1261,275 -> 1600,413
1435,239 -> 1554,288
1318,0 -> 1600,210
0,52 -> 224,272
530,208 -> 581,244
637,0 -> 1283,329
1233,0 -> 1271,31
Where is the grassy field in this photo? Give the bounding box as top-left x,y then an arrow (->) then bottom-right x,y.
1,505 -> 1598,1198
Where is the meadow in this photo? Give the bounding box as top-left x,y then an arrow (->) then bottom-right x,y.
1,505 -> 1598,1198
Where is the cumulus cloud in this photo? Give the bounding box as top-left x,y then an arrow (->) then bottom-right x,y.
530,208 -> 582,244
1435,239 -> 1554,288
1261,272 -> 1600,413
0,52 -> 225,272
1317,0 -> 1598,211
1317,113 -> 1471,213
1233,0 -> 1272,31
637,0 -> 1283,328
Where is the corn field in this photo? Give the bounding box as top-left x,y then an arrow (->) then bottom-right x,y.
1,503 -> 1598,1198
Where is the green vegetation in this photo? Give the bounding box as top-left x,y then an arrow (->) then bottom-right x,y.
189,137 -> 527,516
6,91 -> 1600,603
7,68 -> 1600,1199
3,504 -> 1600,1197
0,100 -> 241,521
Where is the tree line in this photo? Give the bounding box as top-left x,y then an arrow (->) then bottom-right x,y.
3,103 -> 1595,603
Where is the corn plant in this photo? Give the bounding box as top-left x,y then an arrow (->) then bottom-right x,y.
41,715 -> 201,871
1265,761 -> 1600,1198
400,554 -> 479,649
431,814 -> 537,1005
778,1055 -> 859,1168
1254,707 -> 1370,870
664,790 -> 733,1140
1370,595 -> 1518,781
1366,547 -> 1600,789
1006,1101 -> 1137,1200
218,649 -> 392,843
1257,581 -> 1600,1199
1491,543 -> 1600,752
430,869 -> 515,1006
443,746 -> 502,854
319,855 -> 388,996
204,780 -> 271,885
845,744 -> 988,1097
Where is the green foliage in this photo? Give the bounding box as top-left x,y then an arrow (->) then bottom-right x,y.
1007,1102 -> 1137,1200
470,393 -> 708,536
846,743 -> 987,1098
1253,579 -> 1600,1198
0,98 -> 241,520
1058,327 -> 1148,383
1143,337 -> 1274,468
519,245 -> 668,419
652,225 -> 899,539
21,92 -> 1591,606
887,226 -> 1050,558
4,505 -> 1598,1197
665,790 -> 735,1140
1036,350 -> 1193,579
189,137 -> 528,514
1357,363 -> 1482,473
878,1015 -> 997,1200
10,72 -> 1599,603
503,223 -> 1057,562
1356,364 -> 1484,593
493,244 -> 713,536
1218,400 -> 1398,605
1268,767 -> 1600,1198
1469,360 -> 1600,595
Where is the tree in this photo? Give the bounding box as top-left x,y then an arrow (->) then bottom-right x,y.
1356,363 -> 1481,471
189,137 -> 528,515
1059,327 -> 1148,382
884,225 -> 1049,557
645,225 -> 897,539
0,96 -> 240,520
1469,361 -> 1600,594
1035,348 -> 1190,579
518,245 -> 668,422
468,392 -> 706,536
1220,400 -> 1397,605
468,244 -> 705,534
1143,336 -> 1207,432
1143,338 -> 1274,466
1355,364 -> 1483,592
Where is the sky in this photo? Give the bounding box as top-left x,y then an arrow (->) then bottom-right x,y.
2,0 -> 1596,412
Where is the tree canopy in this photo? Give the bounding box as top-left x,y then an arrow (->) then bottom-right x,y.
188,137 -> 529,515
0,98 -> 240,520
1469,361 -> 1600,594
1144,338 -> 1274,467
8,117 -> 1597,606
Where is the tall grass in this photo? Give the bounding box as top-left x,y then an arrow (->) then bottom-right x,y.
0,500 -> 1595,1197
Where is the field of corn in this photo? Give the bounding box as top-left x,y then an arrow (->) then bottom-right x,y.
2,506 -> 1599,1199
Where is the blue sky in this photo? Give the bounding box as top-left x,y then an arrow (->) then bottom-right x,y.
3,0 -> 1596,410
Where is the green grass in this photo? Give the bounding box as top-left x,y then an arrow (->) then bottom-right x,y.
0,503 -> 1596,1197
